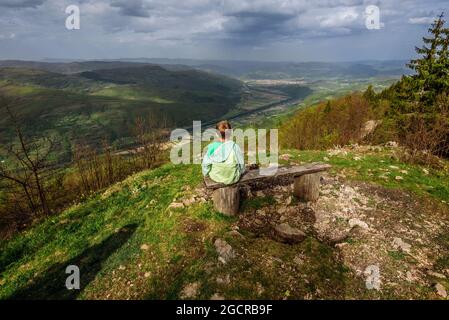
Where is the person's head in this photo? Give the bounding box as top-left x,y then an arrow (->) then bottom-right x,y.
216,120 -> 232,141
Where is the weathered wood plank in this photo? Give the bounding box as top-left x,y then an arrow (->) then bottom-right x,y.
204,162 -> 331,189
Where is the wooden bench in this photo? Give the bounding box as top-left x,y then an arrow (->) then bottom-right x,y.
204,162 -> 331,216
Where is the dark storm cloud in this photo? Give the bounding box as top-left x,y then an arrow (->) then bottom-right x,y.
110,0 -> 151,17
0,0 -> 46,8
221,11 -> 295,43
0,0 -> 448,61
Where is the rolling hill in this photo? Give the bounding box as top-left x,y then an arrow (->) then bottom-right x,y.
115,58 -> 411,80
0,64 -> 243,163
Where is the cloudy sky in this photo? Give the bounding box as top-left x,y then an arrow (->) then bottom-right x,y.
0,0 -> 447,61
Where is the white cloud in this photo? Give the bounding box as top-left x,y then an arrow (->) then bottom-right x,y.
408,16 -> 435,25
318,7 -> 360,28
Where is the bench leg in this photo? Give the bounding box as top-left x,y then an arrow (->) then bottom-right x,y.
293,173 -> 320,202
212,186 -> 240,216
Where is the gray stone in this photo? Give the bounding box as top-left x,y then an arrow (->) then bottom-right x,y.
210,293 -> 225,300
349,218 -> 369,230
278,206 -> 287,214
428,271 -> 446,279
435,283 -> 447,298
214,239 -> 235,263
216,274 -> 231,285
180,282 -> 200,299
392,237 -> 411,253
274,223 -> 306,243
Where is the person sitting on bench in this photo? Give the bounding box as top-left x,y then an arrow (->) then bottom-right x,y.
202,120 -> 245,185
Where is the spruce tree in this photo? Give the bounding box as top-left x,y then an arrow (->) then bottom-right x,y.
407,12 -> 449,107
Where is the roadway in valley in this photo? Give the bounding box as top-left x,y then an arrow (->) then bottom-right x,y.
184,96 -> 303,132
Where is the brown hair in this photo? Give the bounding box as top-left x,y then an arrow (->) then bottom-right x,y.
216,120 -> 232,140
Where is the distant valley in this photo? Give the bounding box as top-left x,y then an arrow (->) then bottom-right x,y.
0,59 -> 406,164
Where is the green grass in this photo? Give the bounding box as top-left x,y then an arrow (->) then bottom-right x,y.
280,148 -> 449,204
91,85 -> 174,104
0,163 -> 229,299
1,147 -> 448,299
0,159 -> 368,300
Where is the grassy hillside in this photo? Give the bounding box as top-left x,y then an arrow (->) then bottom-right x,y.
1,146 -> 448,299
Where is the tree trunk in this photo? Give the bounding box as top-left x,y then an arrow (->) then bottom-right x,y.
212,186 -> 240,216
33,170 -> 50,216
293,173 -> 320,202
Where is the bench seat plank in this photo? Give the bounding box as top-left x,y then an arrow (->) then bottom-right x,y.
204,162 -> 331,189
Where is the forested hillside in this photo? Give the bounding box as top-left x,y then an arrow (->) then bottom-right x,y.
281,14 -> 449,163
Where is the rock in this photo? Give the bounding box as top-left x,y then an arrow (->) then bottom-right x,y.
256,190 -> 265,197
428,271 -> 446,279
180,282 -> 200,299
182,197 -> 195,206
168,202 -> 184,209
386,141 -> 398,148
210,293 -> 225,300
274,223 -> 306,243
361,120 -> 380,139
144,272 -> 151,278
328,147 -> 348,156
140,243 -> 149,251
227,230 -> 244,238
364,265 -> 381,290
256,282 -> 265,295
278,206 -> 287,214
293,254 -> 305,265
435,283 -> 447,298
286,196 -> 292,205
216,274 -> 230,285
392,237 -> 411,253
318,229 -> 352,245
256,209 -> 266,216
395,176 -> 403,181
214,239 -> 235,263
348,218 -> 369,230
